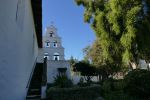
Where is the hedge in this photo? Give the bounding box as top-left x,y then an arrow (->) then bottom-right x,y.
46,85 -> 102,100
124,69 -> 150,99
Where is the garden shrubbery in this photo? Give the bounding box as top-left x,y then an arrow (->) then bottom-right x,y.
53,75 -> 73,88
124,69 -> 150,99
101,69 -> 150,100
46,69 -> 150,100
101,78 -> 129,100
46,85 -> 102,100
77,77 -> 91,87
46,75 -> 102,100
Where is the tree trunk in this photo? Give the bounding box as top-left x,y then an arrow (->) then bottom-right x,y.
129,61 -> 138,70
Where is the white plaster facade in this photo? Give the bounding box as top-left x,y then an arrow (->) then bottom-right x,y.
139,59 -> 150,69
38,25 -> 71,83
47,60 -> 71,83
0,0 -> 41,100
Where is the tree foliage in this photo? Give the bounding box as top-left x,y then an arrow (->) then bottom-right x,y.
73,61 -> 96,82
70,56 -> 78,71
75,0 -> 150,67
83,38 -> 124,81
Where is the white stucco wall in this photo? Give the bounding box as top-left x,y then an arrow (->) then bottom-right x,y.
37,48 -> 44,63
71,75 -> 99,84
0,0 -> 38,100
37,47 -> 65,61
139,59 -> 148,69
47,60 -> 71,83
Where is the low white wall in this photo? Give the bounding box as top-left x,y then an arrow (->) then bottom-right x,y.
139,59 -> 148,69
71,75 -> 99,84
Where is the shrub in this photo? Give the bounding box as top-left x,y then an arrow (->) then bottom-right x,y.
53,75 -> 73,88
113,79 -> 124,91
47,83 -> 55,89
101,79 -> 112,93
124,69 -> 150,99
101,79 -> 140,100
46,85 -> 102,100
77,77 -> 91,87
101,78 -> 118,93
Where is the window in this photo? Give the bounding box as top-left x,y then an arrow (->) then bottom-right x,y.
53,41 -> 57,47
53,53 -> 60,61
44,53 -> 49,60
45,41 -> 50,47
57,68 -> 67,76
50,31 -> 53,37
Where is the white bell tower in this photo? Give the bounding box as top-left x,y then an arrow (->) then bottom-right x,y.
43,24 -> 65,61
38,24 -> 71,84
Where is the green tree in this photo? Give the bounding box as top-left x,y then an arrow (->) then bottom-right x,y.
70,56 -> 78,67
75,0 -> 150,69
73,61 -> 96,82
83,38 -> 123,81
70,56 -> 79,75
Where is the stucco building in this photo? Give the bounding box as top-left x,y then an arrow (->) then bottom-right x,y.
0,0 -> 42,100
38,25 -> 71,83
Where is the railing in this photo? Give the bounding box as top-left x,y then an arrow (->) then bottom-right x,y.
41,57 -> 47,99
42,57 -> 47,86
26,57 -> 37,88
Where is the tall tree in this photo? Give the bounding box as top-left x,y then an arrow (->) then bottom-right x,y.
70,56 -> 78,74
84,38 -> 123,81
70,56 -> 78,68
75,0 -> 150,68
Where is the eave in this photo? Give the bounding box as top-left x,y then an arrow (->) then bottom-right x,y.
31,0 -> 42,48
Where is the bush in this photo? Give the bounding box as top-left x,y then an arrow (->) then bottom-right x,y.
46,85 -> 102,100
101,78 -> 120,93
77,77 -> 91,87
101,79 -> 112,93
124,69 -> 150,99
47,83 -> 55,89
101,79 -> 140,100
53,75 -> 73,88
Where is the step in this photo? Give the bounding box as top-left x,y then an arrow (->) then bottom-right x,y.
31,79 -> 41,81
33,74 -> 42,76
27,89 -> 41,95
31,78 -> 42,81
29,88 -> 40,92
27,91 -> 40,96
31,77 -> 42,79
26,95 -> 41,99
30,83 -> 41,86
30,86 -> 41,88
30,82 -> 41,85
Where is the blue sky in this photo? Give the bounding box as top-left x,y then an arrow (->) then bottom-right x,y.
42,0 -> 95,60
